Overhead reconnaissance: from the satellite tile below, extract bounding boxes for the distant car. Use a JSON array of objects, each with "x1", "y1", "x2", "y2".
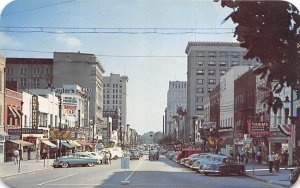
[
  {"x1": 290, "y1": 166, "x2": 300, "y2": 185},
  {"x1": 130, "y1": 150, "x2": 140, "y2": 160},
  {"x1": 149, "y1": 149, "x2": 159, "y2": 161},
  {"x1": 53, "y1": 155, "x2": 98, "y2": 168},
  {"x1": 200, "y1": 156, "x2": 245, "y2": 176}
]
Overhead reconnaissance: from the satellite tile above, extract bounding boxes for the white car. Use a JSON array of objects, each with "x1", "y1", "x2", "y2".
[{"x1": 101, "y1": 147, "x2": 124, "y2": 159}]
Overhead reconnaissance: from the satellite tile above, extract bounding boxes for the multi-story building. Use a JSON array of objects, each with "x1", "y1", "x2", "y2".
[
  {"x1": 52, "y1": 52, "x2": 105, "y2": 141},
  {"x1": 103, "y1": 73, "x2": 128, "y2": 129},
  {"x1": 185, "y1": 41, "x2": 259, "y2": 143},
  {"x1": 166, "y1": 81, "x2": 187, "y2": 141},
  {"x1": 5, "y1": 58, "x2": 53, "y2": 91},
  {"x1": 0, "y1": 55, "x2": 6, "y2": 162}
]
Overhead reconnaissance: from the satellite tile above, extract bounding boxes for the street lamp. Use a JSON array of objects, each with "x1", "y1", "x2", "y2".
[
  {"x1": 283, "y1": 96, "x2": 291, "y2": 124},
  {"x1": 58, "y1": 95, "x2": 62, "y2": 158}
]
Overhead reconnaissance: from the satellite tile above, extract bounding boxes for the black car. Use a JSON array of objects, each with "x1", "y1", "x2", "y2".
[
  {"x1": 130, "y1": 150, "x2": 140, "y2": 160},
  {"x1": 200, "y1": 155, "x2": 245, "y2": 176},
  {"x1": 290, "y1": 166, "x2": 300, "y2": 185}
]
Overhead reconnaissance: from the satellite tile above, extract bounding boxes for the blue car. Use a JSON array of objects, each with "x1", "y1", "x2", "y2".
[{"x1": 53, "y1": 155, "x2": 99, "y2": 168}]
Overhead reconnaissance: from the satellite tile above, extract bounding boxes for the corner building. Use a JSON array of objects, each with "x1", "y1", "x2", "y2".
[{"x1": 185, "y1": 42, "x2": 259, "y2": 143}]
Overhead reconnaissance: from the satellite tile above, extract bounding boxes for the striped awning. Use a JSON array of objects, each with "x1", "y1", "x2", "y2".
[
  {"x1": 12, "y1": 107, "x2": 21, "y2": 118},
  {"x1": 9, "y1": 140, "x2": 34, "y2": 146},
  {"x1": 41, "y1": 139, "x2": 57, "y2": 148},
  {"x1": 8, "y1": 106, "x2": 17, "y2": 118},
  {"x1": 68, "y1": 140, "x2": 81, "y2": 147},
  {"x1": 61, "y1": 141, "x2": 74, "y2": 148}
]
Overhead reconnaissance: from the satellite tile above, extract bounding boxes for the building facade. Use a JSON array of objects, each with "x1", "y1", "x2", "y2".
[
  {"x1": 53, "y1": 52, "x2": 105, "y2": 141},
  {"x1": 185, "y1": 41, "x2": 259, "y2": 143},
  {"x1": 0, "y1": 55, "x2": 6, "y2": 162},
  {"x1": 166, "y1": 81, "x2": 187, "y2": 140}
]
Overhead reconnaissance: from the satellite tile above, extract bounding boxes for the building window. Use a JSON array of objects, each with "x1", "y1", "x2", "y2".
[
  {"x1": 208, "y1": 79, "x2": 216, "y2": 84},
  {"x1": 220, "y1": 61, "x2": 227, "y2": 66},
  {"x1": 20, "y1": 68, "x2": 27, "y2": 74},
  {"x1": 33, "y1": 68, "x2": 40, "y2": 74},
  {"x1": 33, "y1": 78, "x2": 40, "y2": 87},
  {"x1": 196, "y1": 79, "x2": 204, "y2": 84},
  {"x1": 196, "y1": 88, "x2": 204, "y2": 93},
  {"x1": 208, "y1": 52, "x2": 216, "y2": 57},
  {"x1": 232, "y1": 52, "x2": 239, "y2": 58},
  {"x1": 196, "y1": 70, "x2": 204, "y2": 75},
  {"x1": 208, "y1": 70, "x2": 215, "y2": 75},
  {"x1": 198, "y1": 61, "x2": 204, "y2": 66},
  {"x1": 220, "y1": 70, "x2": 227, "y2": 75},
  {"x1": 232, "y1": 61, "x2": 239, "y2": 66},
  {"x1": 220, "y1": 52, "x2": 228, "y2": 57},
  {"x1": 208, "y1": 61, "x2": 216, "y2": 66},
  {"x1": 196, "y1": 96, "x2": 203, "y2": 102},
  {"x1": 107, "y1": 100, "x2": 110, "y2": 104},
  {"x1": 197, "y1": 51, "x2": 205, "y2": 57},
  {"x1": 197, "y1": 105, "x2": 204, "y2": 110},
  {"x1": 20, "y1": 78, "x2": 27, "y2": 86}
]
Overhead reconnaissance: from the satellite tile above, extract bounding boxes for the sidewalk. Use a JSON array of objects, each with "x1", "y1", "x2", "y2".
[
  {"x1": 244, "y1": 161, "x2": 292, "y2": 187},
  {"x1": 0, "y1": 159, "x2": 54, "y2": 178}
]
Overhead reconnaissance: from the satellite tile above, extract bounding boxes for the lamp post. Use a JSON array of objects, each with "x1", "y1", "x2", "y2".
[{"x1": 58, "y1": 95, "x2": 62, "y2": 158}]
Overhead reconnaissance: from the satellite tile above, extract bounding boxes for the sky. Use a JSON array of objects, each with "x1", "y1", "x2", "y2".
[{"x1": 0, "y1": 0, "x2": 299, "y2": 135}]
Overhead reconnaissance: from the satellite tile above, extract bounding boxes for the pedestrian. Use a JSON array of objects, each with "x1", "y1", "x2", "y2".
[
  {"x1": 268, "y1": 152, "x2": 275, "y2": 173},
  {"x1": 13, "y1": 149, "x2": 19, "y2": 165},
  {"x1": 274, "y1": 152, "x2": 281, "y2": 172},
  {"x1": 256, "y1": 150, "x2": 261, "y2": 164},
  {"x1": 241, "y1": 151, "x2": 244, "y2": 163},
  {"x1": 282, "y1": 150, "x2": 289, "y2": 169},
  {"x1": 108, "y1": 151, "x2": 112, "y2": 164},
  {"x1": 245, "y1": 151, "x2": 249, "y2": 163},
  {"x1": 237, "y1": 152, "x2": 240, "y2": 162}
]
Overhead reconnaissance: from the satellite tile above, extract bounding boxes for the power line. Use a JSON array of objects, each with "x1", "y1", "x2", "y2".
[{"x1": 1, "y1": 0, "x2": 77, "y2": 16}]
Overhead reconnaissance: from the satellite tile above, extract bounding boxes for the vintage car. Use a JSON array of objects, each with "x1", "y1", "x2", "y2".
[
  {"x1": 290, "y1": 166, "x2": 300, "y2": 185},
  {"x1": 129, "y1": 149, "x2": 140, "y2": 160},
  {"x1": 53, "y1": 155, "x2": 99, "y2": 168},
  {"x1": 200, "y1": 155, "x2": 245, "y2": 176},
  {"x1": 149, "y1": 149, "x2": 159, "y2": 160}
]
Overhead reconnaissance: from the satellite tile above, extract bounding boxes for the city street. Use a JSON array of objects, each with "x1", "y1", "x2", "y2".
[{"x1": 1, "y1": 155, "x2": 283, "y2": 188}]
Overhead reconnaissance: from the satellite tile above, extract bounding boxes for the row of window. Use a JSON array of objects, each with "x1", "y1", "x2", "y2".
[
  {"x1": 198, "y1": 61, "x2": 240, "y2": 66},
  {"x1": 196, "y1": 51, "x2": 241, "y2": 58},
  {"x1": 104, "y1": 94, "x2": 123, "y2": 99},
  {"x1": 172, "y1": 83, "x2": 187, "y2": 89},
  {"x1": 196, "y1": 87, "x2": 215, "y2": 93},
  {"x1": 196, "y1": 79, "x2": 216, "y2": 84},
  {"x1": 7, "y1": 67, "x2": 52, "y2": 75},
  {"x1": 196, "y1": 69, "x2": 227, "y2": 75},
  {"x1": 103, "y1": 89, "x2": 122, "y2": 93},
  {"x1": 103, "y1": 83, "x2": 122, "y2": 88},
  {"x1": 103, "y1": 100, "x2": 122, "y2": 105}
]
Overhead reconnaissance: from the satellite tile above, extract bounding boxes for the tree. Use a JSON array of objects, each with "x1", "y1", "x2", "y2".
[{"x1": 220, "y1": 0, "x2": 300, "y2": 112}]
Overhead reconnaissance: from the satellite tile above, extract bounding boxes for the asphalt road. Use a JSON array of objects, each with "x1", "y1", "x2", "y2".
[{"x1": 1, "y1": 155, "x2": 283, "y2": 188}]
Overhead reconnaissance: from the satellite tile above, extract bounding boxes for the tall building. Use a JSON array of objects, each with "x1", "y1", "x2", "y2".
[
  {"x1": 185, "y1": 42, "x2": 259, "y2": 143},
  {"x1": 166, "y1": 81, "x2": 187, "y2": 141},
  {"x1": 53, "y1": 52, "x2": 105, "y2": 140},
  {"x1": 103, "y1": 73, "x2": 128, "y2": 130}
]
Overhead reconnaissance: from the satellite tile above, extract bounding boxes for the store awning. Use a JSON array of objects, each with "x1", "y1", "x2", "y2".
[
  {"x1": 69, "y1": 140, "x2": 81, "y2": 147},
  {"x1": 41, "y1": 139, "x2": 57, "y2": 148},
  {"x1": 77, "y1": 140, "x2": 93, "y2": 147},
  {"x1": 9, "y1": 140, "x2": 34, "y2": 146},
  {"x1": 0, "y1": 131, "x2": 9, "y2": 136},
  {"x1": 8, "y1": 106, "x2": 17, "y2": 118},
  {"x1": 12, "y1": 107, "x2": 21, "y2": 118},
  {"x1": 61, "y1": 141, "x2": 75, "y2": 148}
]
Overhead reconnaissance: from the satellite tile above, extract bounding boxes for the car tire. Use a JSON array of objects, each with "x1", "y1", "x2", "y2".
[
  {"x1": 87, "y1": 162, "x2": 94, "y2": 167},
  {"x1": 61, "y1": 162, "x2": 68, "y2": 168}
]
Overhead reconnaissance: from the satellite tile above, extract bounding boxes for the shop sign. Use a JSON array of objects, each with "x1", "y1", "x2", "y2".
[
  {"x1": 200, "y1": 122, "x2": 216, "y2": 129},
  {"x1": 32, "y1": 95, "x2": 39, "y2": 129},
  {"x1": 8, "y1": 128, "x2": 46, "y2": 135},
  {"x1": 247, "y1": 120, "x2": 270, "y2": 136}
]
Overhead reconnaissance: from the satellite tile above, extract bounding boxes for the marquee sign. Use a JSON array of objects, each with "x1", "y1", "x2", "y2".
[
  {"x1": 8, "y1": 128, "x2": 47, "y2": 135},
  {"x1": 32, "y1": 95, "x2": 39, "y2": 129},
  {"x1": 247, "y1": 120, "x2": 270, "y2": 136}
]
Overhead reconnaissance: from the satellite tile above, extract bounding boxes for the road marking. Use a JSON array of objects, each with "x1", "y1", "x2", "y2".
[
  {"x1": 37, "y1": 173, "x2": 78, "y2": 186},
  {"x1": 124, "y1": 159, "x2": 144, "y2": 181}
]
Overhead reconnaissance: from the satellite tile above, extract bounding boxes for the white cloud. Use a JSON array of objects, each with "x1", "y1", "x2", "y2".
[
  {"x1": 0, "y1": 0, "x2": 14, "y2": 18},
  {"x1": 55, "y1": 32, "x2": 82, "y2": 48},
  {"x1": 0, "y1": 32, "x2": 21, "y2": 48}
]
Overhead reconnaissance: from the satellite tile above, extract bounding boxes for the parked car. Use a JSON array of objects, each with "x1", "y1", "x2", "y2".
[
  {"x1": 130, "y1": 149, "x2": 140, "y2": 160},
  {"x1": 75, "y1": 152, "x2": 102, "y2": 164},
  {"x1": 190, "y1": 153, "x2": 213, "y2": 171},
  {"x1": 149, "y1": 149, "x2": 159, "y2": 160},
  {"x1": 200, "y1": 156, "x2": 245, "y2": 176},
  {"x1": 177, "y1": 149, "x2": 202, "y2": 161},
  {"x1": 53, "y1": 155, "x2": 98, "y2": 168},
  {"x1": 290, "y1": 166, "x2": 300, "y2": 185}
]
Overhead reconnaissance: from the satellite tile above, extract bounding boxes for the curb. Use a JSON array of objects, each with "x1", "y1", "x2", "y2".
[
  {"x1": 0, "y1": 167, "x2": 52, "y2": 178},
  {"x1": 245, "y1": 173, "x2": 289, "y2": 187}
]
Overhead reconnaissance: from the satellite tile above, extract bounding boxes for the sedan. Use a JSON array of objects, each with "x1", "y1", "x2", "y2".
[
  {"x1": 53, "y1": 155, "x2": 98, "y2": 168},
  {"x1": 200, "y1": 156, "x2": 245, "y2": 176}
]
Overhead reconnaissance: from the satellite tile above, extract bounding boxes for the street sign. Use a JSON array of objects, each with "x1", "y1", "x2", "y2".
[{"x1": 121, "y1": 157, "x2": 129, "y2": 169}]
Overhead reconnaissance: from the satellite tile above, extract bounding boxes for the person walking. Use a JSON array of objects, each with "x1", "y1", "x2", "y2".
[
  {"x1": 256, "y1": 150, "x2": 261, "y2": 164},
  {"x1": 282, "y1": 150, "x2": 289, "y2": 169},
  {"x1": 108, "y1": 151, "x2": 112, "y2": 164},
  {"x1": 13, "y1": 149, "x2": 19, "y2": 165},
  {"x1": 274, "y1": 152, "x2": 282, "y2": 172},
  {"x1": 268, "y1": 152, "x2": 275, "y2": 173}
]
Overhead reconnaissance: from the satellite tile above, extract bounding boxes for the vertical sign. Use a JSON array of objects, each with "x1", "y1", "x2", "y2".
[{"x1": 32, "y1": 95, "x2": 39, "y2": 129}]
